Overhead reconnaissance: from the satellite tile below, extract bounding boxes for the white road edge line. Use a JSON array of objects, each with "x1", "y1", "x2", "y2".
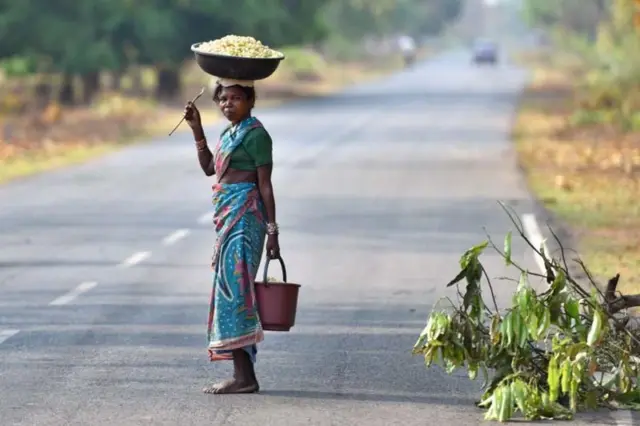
[
  {"x1": 162, "y1": 229, "x2": 190, "y2": 246},
  {"x1": 198, "y1": 212, "x2": 212, "y2": 225},
  {"x1": 49, "y1": 281, "x2": 98, "y2": 306},
  {"x1": 0, "y1": 329, "x2": 20, "y2": 345},
  {"x1": 119, "y1": 251, "x2": 151, "y2": 268},
  {"x1": 521, "y1": 215, "x2": 633, "y2": 426},
  {"x1": 521, "y1": 213, "x2": 548, "y2": 275}
]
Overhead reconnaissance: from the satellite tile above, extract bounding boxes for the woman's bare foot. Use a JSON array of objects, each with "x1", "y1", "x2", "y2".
[
  {"x1": 203, "y1": 377, "x2": 259, "y2": 394},
  {"x1": 203, "y1": 349, "x2": 260, "y2": 394}
]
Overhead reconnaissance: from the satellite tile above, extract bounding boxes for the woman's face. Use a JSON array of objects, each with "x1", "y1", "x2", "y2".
[{"x1": 216, "y1": 86, "x2": 253, "y2": 123}]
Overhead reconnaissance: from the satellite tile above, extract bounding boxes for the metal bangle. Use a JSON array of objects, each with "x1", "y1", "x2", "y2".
[
  {"x1": 195, "y1": 139, "x2": 207, "y2": 151},
  {"x1": 266, "y1": 222, "x2": 279, "y2": 235}
]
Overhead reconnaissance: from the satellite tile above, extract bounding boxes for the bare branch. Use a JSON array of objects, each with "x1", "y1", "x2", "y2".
[
  {"x1": 605, "y1": 273, "x2": 621, "y2": 302},
  {"x1": 485, "y1": 233, "x2": 547, "y2": 281},
  {"x1": 608, "y1": 293, "x2": 640, "y2": 315},
  {"x1": 415, "y1": 203, "x2": 640, "y2": 422},
  {"x1": 548, "y1": 225, "x2": 579, "y2": 271},
  {"x1": 480, "y1": 264, "x2": 501, "y2": 314}
]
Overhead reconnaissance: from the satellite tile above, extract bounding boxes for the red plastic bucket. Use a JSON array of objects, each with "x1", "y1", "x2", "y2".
[{"x1": 254, "y1": 257, "x2": 301, "y2": 332}]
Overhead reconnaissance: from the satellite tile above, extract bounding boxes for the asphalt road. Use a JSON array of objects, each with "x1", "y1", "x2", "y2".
[{"x1": 0, "y1": 50, "x2": 635, "y2": 425}]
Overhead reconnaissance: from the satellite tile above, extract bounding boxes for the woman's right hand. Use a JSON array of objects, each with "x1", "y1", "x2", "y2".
[{"x1": 184, "y1": 101, "x2": 202, "y2": 131}]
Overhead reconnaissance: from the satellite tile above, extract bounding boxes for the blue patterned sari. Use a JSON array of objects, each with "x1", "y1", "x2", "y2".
[{"x1": 206, "y1": 116, "x2": 267, "y2": 363}]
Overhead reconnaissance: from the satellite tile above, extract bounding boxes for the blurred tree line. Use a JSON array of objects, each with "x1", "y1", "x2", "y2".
[
  {"x1": 521, "y1": 0, "x2": 640, "y2": 130},
  {"x1": 0, "y1": 0, "x2": 462, "y2": 106}
]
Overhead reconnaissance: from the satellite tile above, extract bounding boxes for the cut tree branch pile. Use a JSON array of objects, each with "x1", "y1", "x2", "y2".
[{"x1": 412, "y1": 202, "x2": 640, "y2": 422}]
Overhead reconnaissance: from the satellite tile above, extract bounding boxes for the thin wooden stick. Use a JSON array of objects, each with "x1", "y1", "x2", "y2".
[{"x1": 168, "y1": 86, "x2": 206, "y2": 136}]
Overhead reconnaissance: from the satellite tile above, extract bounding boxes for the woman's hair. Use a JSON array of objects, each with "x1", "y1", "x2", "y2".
[{"x1": 212, "y1": 84, "x2": 256, "y2": 104}]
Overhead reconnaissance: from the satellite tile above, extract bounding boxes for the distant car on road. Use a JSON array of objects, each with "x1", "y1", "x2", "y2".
[{"x1": 471, "y1": 39, "x2": 498, "y2": 65}]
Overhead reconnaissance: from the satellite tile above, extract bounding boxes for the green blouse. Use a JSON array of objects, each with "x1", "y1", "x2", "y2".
[{"x1": 227, "y1": 127, "x2": 273, "y2": 171}]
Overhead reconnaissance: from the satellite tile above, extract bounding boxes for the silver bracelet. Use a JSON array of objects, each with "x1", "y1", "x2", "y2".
[{"x1": 266, "y1": 222, "x2": 279, "y2": 235}]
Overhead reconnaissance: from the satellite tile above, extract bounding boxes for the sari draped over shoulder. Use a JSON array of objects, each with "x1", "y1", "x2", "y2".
[{"x1": 206, "y1": 116, "x2": 267, "y2": 363}]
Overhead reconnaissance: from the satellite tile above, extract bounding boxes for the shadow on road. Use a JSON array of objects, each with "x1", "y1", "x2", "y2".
[{"x1": 259, "y1": 389, "x2": 475, "y2": 405}]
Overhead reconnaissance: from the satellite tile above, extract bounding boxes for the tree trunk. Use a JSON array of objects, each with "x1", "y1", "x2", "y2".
[
  {"x1": 81, "y1": 71, "x2": 100, "y2": 104},
  {"x1": 58, "y1": 73, "x2": 75, "y2": 106},
  {"x1": 130, "y1": 67, "x2": 144, "y2": 96},
  {"x1": 111, "y1": 69, "x2": 124, "y2": 91},
  {"x1": 155, "y1": 68, "x2": 181, "y2": 102},
  {"x1": 34, "y1": 78, "x2": 53, "y2": 111}
]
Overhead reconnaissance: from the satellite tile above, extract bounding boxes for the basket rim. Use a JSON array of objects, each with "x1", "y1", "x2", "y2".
[
  {"x1": 191, "y1": 43, "x2": 286, "y2": 61},
  {"x1": 255, "y1": 281, "x2": 301, "y2": 287}
]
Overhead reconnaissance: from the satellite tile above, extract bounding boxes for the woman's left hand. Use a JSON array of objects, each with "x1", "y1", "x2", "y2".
[{"x1": 266, "y1": 234, "x2": 280, "y2": 259}]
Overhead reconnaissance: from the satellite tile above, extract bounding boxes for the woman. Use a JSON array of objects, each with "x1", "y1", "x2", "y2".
[{"x1": 184, "y1": 78, "x2": 280, "y2": 395}]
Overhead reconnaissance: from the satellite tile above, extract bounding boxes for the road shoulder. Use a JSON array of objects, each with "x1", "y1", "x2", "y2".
[{"x1": 512, "y1": 49, "x2": 640, "y2": 298}]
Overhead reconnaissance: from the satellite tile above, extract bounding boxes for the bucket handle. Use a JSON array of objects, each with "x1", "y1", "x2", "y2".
[{"x1": 262, "y1": 256, "x2": 287, "y2": 285}]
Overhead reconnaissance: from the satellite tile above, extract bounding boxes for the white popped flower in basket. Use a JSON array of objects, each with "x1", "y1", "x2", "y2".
[{"x1": 195, "y1": 35, "x2": 284, "y2": 59}]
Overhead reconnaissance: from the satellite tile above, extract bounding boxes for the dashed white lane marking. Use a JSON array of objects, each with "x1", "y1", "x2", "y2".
[
  {"x1": 162, "y1": 229, "x2": 190, "y2": 246},
  {"x1": 0, "y1": 329, "x2": 20, "y2": 345},
  {"x1": 119, "y1": 251, "x2": 151, "y2": 268},
  {"x1": 49, "y1": 281, "x2": 98, "y2": 306},
  {"x1": 521, "y1": 213, "x2": 549, "y2": 275},
  {"x1": 198, "y1": 212, "x2": 212, "y2": 225}
]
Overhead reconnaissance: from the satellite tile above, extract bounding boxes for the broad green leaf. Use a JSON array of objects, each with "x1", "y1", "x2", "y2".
[
  {"x1": 560, "y1": 359, "x2": 572, "y2": 394},
  {"x1": 504, "y1": 231, "x2": 512, "y2": 265},
  {"x1": 527, "y1": 309, "x2": 540, "y2": 339},
  {"x1": 584, "y1": 390, "x2": 599, "y2": 409},
  {"x1": 498, "y1": 383, "x2": 514, "y2": 421},
  {"x1": 511, "y1": 380, "x2": 528, "y2": 414},
  {"x1": 459, "y1": 241, "x2": 488, "y2": 269},
  {"x1": 587, "y1": 310, "x2": 603, "y2": 347},
  {"x1": 517, "y1": 312, "x2": 529, "y2": 348},
  {"x1": 468, "y1": 362, "x2": 478, "y2": 380},
  {"x1": 537, "y1": 307, "x2": 551, "y2": 338},
  {"x1": 485, "y1": 386, "x2": 504, "y2": 421},
  {"x1": 564, "y1": 299, "x2": 580, "y2": 320},
  {"x1": 570, "y1": 362, "x2": 582, "y2": 411},
  {"x1": 548, "y1": 355, "x2": 560, "y2": 402},
  {"x1": 446, "y1": 266, "x2": 468, "y2": 287},
  {"x1": 550, "y1": 269, "x2": 566, "y2": 294}
]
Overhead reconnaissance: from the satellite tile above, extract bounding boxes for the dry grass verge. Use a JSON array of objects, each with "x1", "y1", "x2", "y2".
[
  {"x1": 513, "y1": 50, "x2": 640, "y2": 296},
  {"x1": 0, "y1": 48, "x2": 414, "y2": 184}
]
